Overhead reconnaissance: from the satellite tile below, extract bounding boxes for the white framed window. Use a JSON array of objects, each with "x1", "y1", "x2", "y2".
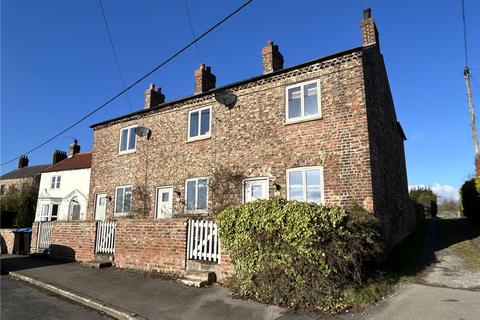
[
  {"x1": 50, "y1": 176, "x2": 61, "y2": 189},
  {"x1": 115, "y1": 185, "x2": 133, "y2": 215},
  {"x1": 185, "y1": 178, "x2": 208, "y2": 212},
  {"x1": 243, "y1": 177, "x2": 269, "y2": 203},
  {"x1": 119, "y1": 125, "x2": 138, "y2": 154},
  {"x1": 187, "y1": 106, "x2": 211, "y2": 141},
  {"x1": 286, "y1": 166, "x2": 324, "y2": 204},
  {"x1": 285, "y1": 79, "x2": 321, "y2": 123}
]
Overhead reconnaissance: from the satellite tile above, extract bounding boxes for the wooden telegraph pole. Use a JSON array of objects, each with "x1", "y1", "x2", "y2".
[{"x1": 464, "y1": 66, "x2": 479, "y2": 157}]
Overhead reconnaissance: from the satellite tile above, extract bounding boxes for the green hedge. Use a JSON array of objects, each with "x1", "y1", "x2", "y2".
[
  {"x1": 460, "y1": 178, "x2": 480, "y2": 222},
  {"x1": 217, "y1": 198, "x2": 382, "y2": 312}
]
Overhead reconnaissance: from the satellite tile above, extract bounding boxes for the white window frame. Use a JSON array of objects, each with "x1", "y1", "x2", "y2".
[
  {"x1": 242, "y1": 177, "x2": 269, "y2": 204},
  {"x1": 40, "y1": 204, "x2": 50, "y2": 221},
  {"x1": 118, "y1": 125, "x2": 138, "y2": 155},
  {"x1": 50, "y1": 175, "x2": 61, "y2": 189},
  {"x1": 285, "y1": 79, "x2": 322, "y2": 124},
  {"x1": 187, "y1": 106, "x2": 212, "y2": 142},
  {"x1": 286, "y1": 166, "x2": 324, "y2": 204},
  {"x1": 114, "y1": 185, "x2": 133, "y2": 215},
  {"x1": 184, "y1": 177, "x2": 208, "y2": 213}
]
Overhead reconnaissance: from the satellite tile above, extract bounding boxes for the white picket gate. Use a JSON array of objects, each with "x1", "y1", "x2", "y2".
[
  {"x1": 37, "y1": 221, "x2": 53, "y2": 250},
  {"x1": 187, "y1": 219, "x2": 220, "y2": 262},
  {"x1": 95, "y1": 220, "x2": 116, "y2": 254}
]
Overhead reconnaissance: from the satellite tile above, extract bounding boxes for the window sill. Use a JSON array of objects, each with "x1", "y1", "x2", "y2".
[
  {"x1": 118, "y1": 149, "x2": 136, "y2": 156},
  {"x1": 186, "y1": 135, "x2": 211, "y2": 143},
  {"x1": 184, "y1": 209, "x2": 208, "y2": 215},
  {"x1": 284, "y1": 115, "x2": 323, "y2": 126}
]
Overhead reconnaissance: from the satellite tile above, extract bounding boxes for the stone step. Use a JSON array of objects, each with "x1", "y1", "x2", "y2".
[
  {"x1": 93, "y1": 253, "x2": 114, "y2": 262},
  {"x1": 177, "y1": 270, "x2": 216, "y2": 288},
  {"x1": 84, "y1": 260, "x2": 113, "y2": 269},
  {"x1": 177, "y1": 278, "x2": 209, "y2": 288},
  {"x1": 184, "y1": 270, "x2": 216, "y2": 282}
]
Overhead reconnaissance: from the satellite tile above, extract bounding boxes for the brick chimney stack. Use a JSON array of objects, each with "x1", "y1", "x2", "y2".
[
  {"x1": 52, "y1": 150, "x2": 67, "y2": 165},
  {"x1": 262, "y1": 41, "x2": 284, "y2": 74},
  {"x1": 18, "y1": 155, "x2": 29, "y2": 169},
  {"x1": 194, "y1": 64, "x2": 216, "y2": 94},
  {"x1": 360, "y1": 8, "x2": 379, "y2": 47},
  {"x1": 69, "y1": 139, "x2": 81, "y2": 157},
  {"x1": 144, "y1": 83, "x2": 166, "y2": 109}
]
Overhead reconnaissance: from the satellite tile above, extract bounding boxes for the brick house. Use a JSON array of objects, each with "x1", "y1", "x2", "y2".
[{"x1": 86, "y1": 8, "x2": 415, "y2": 247}]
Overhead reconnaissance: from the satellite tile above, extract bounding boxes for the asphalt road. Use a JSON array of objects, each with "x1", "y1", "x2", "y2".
[{"x1": 1, "y1": 275, "x2": 112, "y2": 320}]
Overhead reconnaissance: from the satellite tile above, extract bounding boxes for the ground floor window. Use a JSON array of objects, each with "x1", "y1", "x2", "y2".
[
  {"x1": 40, "y1": 203, "x2": 59, "y2": 221},
  {"x1": 243, "y1": 178, "x2": 269, "y2": 203},
  {"x1": 115, "y1": 186, "x2": 132, "y2": 214},
  {"x1": 185, "y1": 178, "x2": 208, "y2": 212},
  {"x1": 286, "y1": 167, "x2": 323, "y2": 204}
]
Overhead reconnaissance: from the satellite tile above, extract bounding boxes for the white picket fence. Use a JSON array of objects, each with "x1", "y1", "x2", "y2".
[
  {"x1": 37, "y1": 221, "x2": 53, "y2": 250},
  {"x1": 95, "y1": 220, "x2": 116, "y2": 254},
  {"x1": 187, "y1": 219, "x2": 220, "y2": 262}
]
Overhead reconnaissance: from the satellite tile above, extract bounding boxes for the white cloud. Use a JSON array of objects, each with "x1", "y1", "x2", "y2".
[{"x1": 409, "y1": 183, "x2": 460, "y2": 203}]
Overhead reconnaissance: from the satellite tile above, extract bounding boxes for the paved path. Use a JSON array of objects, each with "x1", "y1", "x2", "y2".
[
  {"x1": 344, "y1": 217, "x2": 480, "y2": 320},
  {"x1": 0, "y1": 255, "x2": 319, "y2": 320},
  {"x1": 1, "y1": 275, "x2": 112, "y2": 320}
]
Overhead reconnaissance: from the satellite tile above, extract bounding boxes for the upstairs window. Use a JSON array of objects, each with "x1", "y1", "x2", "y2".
[
  {"x1": 285, "y1": 80, "x2": 321, "y2": 123},
  {"x1": 119, "y1": 125, "x2": 137, "y2": 154},
  {"x1": 188, "y1": 106, "x2": 211, "y2": 141},
  {"x1": 185, "y1": 178, "x2": 208, "y2": 212},
  {"x1": 286, "y1": 167, "x2": 323, "y2": 204},
  {"x1": 115, "y1": 185, "x2": 132, "y2": 214},
  {"x1": 50, "y1": 176, "x2": 61, "y2": 189}
]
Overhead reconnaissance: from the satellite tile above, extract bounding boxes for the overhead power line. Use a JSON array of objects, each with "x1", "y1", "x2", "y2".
[
  {"x1": 98, "y1": 0, "x2": 133, "y2": 112},
  {"x1": 1, "y1": 0, "x2": 255, "y2": 168},
  {"x1": 184, "y1": 0, "x2": 202, "y2": 63}
]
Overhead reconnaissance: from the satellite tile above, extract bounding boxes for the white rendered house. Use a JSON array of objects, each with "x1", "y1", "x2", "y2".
[{"x1": 35, "y1": 146, "x2": 91, "y2": 222}]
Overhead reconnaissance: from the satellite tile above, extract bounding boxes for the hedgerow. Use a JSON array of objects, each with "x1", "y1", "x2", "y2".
[{"x1": 216, "y1": 198, "x2": 382, "y2": 313}]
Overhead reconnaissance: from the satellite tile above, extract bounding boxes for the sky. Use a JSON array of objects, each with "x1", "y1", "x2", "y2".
[{"x1": 1, "y1": 0, "x2": 479, "y2": 203}]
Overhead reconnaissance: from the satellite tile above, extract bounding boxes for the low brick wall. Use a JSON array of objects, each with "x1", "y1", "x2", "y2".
[
  {"x1": 48, "y1": 221, "x2": 96, "y2": 262},
  {"x1": 0, "y1": 229, "x2": 16, "y2": 254},
  {"x1": 30, "y1": 218, "x2": 235, "y2": 279},
  {"x1": 114, "y1": 218, "x2": 189, "y2": 274}
]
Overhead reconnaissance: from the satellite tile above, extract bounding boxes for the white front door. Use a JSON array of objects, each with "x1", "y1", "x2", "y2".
[
  {"x1": 156, "y1": 187, "x2": 173, "y2": 219},
  {"x1": 243, "y1": 178, "x2": 269, "y2": 203},
  {"x1": 94, "y1": 193, "x2": 107, "y2": 220}
]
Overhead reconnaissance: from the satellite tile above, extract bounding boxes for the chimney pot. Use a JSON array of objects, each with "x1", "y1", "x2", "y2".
[
  {"x1": 262, "y1": 40, "x2": 284, "y2": 74},
  {"x1": 52, "y1": 150, "x2": 67, "y2": 165},
  {"x1": 363, "y1": 8, "x2": 371, "y2": 19},
  {"x1": 69, "y1": 139, "x2": 81, "y2": 157},
  {"x1": 194, "y1": 64, "x2": 216, "y2": 94},
  {"x1": 18, "y1": 155, "x2": 29, "y2": 169},
  {"x1": 144, "y1": 83, "x2": 166, "y2": 109}
]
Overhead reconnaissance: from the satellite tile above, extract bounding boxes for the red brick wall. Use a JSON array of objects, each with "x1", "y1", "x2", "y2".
[
  {"x1": 114, "y1": 218, "x2": 188, "y2": 273},
  {"x1": 362, "y1": 46, "x2": 415, "y2": 246},
  {"x1": 49, "y1": 221, "x2": 96, "y2": 262},
  {"x1": 0, "y1": 229, "x2": 15, "y2": 254}
]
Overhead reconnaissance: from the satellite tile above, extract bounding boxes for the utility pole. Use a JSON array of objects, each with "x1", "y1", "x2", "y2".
[{"x1": 464, "y1": 66, "x2": 479, "y2": 157}]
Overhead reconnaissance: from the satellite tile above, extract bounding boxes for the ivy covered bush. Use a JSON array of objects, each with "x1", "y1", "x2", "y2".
[{"x1": 216, "y1": 198, "x2": 382, "y2": 313}]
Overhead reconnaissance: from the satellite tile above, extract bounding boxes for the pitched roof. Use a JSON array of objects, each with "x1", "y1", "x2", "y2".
[
  {"x1": 0, "y1": 164, "x2": 50, "y2": 180},
  {"x1": 42, "y1": 152, "x2": 92, "y2": 173},
  {"x1": 90, "y1": 46, "x2": 363, "y2": 128}
]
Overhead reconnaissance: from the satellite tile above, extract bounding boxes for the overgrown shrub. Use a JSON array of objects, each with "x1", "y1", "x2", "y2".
[
  {"x1": 460, "y1": 178, "x2": 480, "y2": 222},
  {"x1": 217, "y1": 198, "x2": 382, "y2": 313},
  {"x1": 409, "y1": 187, "x2": 438, "y2": 217}
]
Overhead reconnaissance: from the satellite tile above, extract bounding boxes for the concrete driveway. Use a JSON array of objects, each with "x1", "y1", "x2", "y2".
[{"x1": 343, "y1": 217, "x2": 480, "y2": 320}]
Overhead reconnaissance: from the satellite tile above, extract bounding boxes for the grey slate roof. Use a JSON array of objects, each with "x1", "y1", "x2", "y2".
[{"x1": 0, "y1": 164, "x2": 51, "y2": 180}]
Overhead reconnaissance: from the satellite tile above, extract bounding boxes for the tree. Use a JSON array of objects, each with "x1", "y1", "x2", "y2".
[
  {"x1": 409, "y1": 187, "x2": 438, "y2": 217},
  {"x1": 0, "y1": 183, "x2": 38, "y2": 227}
]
